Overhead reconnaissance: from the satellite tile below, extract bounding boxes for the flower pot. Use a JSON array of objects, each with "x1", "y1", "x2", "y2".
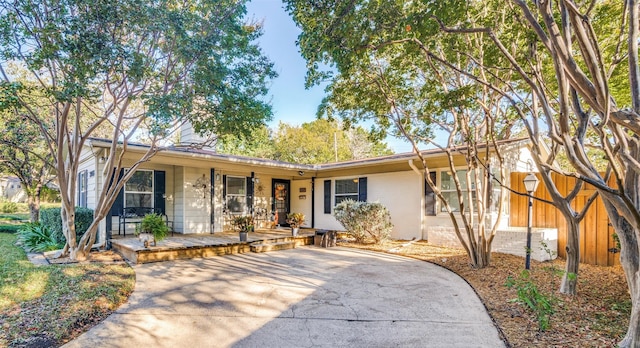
[
  {"x1": 239, "y1": 231, "x2": 248, "y2": 242},
  {"x1": 138, "y1": 232, "x2": 156, "y2": 248},
  {"x1": 291, "y1": 227, "x2": 299, "y2": 236}
]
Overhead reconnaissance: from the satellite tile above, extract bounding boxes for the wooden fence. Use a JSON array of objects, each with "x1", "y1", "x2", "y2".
[{"x1": 509, "y1": 172, "x2": 619, "y2": 266}]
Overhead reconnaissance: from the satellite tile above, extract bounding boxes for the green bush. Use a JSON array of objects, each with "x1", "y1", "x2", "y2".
[
  {"x1": 333, "y1": 199, "x2": 393, "y2": 244},
  {"x1": 1, "y1": 202, "x2": 19, "y2": 213},
  {"x1": 16, "y1": 222, "x2": 63, "y2": 252},
  {"x1": 40, "y1": 207, "x2": 94, "y2": 244}
]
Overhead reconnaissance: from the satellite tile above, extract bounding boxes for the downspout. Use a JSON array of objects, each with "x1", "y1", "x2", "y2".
[
  {"x1": 409, "y1": 159, "x2": 426, "y2": 241},
  {"x1": 408, "y1": 159, "x2": 422, "y2": 176},
  {"x1": 311, "y1": 176, "x2": 315, "y2": 228}
]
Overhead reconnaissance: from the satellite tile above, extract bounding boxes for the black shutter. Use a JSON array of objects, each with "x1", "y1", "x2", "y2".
[
  {"x1": 246, "y1": 175, "x2": 254, "y2": 214},
  {"x1": 210, "y1": 169, "x2": 215, "y2": 228},
  {"x1": 222, "y1": 175, "x2": 227, "y2": 210},
  {"x1": 358, "y1": 177, "x2": 367, "y2": 202},
  {"x1": 110, "y1": 169, "x2": 125, "y2": 216},
  {"x1": 154, "y1": 171, "x2": 166, "y2": 214},
  {"x1": 425, "y1": 171, "x2": 437, "y2": 216},
  {"x1": 323, "y1": 180, "x2": 331, "y2": 214}
]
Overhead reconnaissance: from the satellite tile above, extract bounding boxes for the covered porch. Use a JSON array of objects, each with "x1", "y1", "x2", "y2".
[{"x1": 110, "y1": 228, "x2": 318, "y2": 264}]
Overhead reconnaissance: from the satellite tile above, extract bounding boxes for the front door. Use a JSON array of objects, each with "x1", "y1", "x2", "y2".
[{"x1": 272, "y1": 179, "x2": 290, "y2": 226}]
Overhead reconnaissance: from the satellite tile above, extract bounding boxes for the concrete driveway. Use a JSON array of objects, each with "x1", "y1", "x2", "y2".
[{"x1": 63, "y1": 246, "x2": 505, "y2": 347}]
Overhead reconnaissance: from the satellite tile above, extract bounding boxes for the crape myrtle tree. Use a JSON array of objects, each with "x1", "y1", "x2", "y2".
[
  {"x1": 502, "y1": 1, "x2": 640, "y2": 345},
  {"x1": 430, "y1": 0, "x2": 608, "y2": 295},
  {"x1": 0, "y1": 0, "x2": 276, "y2": 260},
  {"x1": 285, "y1": 0, "x2": 517, "y2": 268},
  {"x1": 414, "y1": 0, "x2": 638, "y2": 344}
]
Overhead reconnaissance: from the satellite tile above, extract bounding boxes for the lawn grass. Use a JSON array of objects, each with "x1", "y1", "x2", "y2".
[{"x1": 0, "y1": 233, "x2": 135, "y2": 347}]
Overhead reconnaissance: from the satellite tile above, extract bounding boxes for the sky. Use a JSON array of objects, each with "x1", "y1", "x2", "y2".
[{"x1": 245, "y1": 0, "x2": 413, "y2": 153}]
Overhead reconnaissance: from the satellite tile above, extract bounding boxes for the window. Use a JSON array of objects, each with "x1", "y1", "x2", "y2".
[
  {"x1": 440, "y1": 170, "x2": 476, "y2": 213},
  {"x1": 335, "y1": 178, "x2": 359, "y2": 204},
  {"x1": 226, "y1": 176, "x2": 246, "y2": 213},
  {"x1": 78, "y1": 170, "x2": 88, "y2": 208},
  {"x1": 125, "y1": 170, "x2": 153, "y2": 208}
]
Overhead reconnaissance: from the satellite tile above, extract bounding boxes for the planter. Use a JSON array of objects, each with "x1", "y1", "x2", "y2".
[
  {"x1": 138, "y1": 232, "x2": 156, "y2": 248},
  {"x1": 291, "y1": 227, "x2": 299, "y2": 236},
  {"x1": 239, "y1": 231, "x2": 248, "y2": 242}
]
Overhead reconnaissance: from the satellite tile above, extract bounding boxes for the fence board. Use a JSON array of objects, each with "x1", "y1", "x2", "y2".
[{"x1": 509, "y1": 172, "x2": 617, "y2": 266}]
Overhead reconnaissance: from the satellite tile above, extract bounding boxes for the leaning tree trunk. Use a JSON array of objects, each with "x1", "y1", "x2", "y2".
[{"x1": 560, "y1": 218, "x2": 580, "y2": 295}]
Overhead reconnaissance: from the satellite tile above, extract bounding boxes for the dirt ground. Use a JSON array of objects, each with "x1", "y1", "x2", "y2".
[
  {"x1": 340, "y1": 240, "x2": 629, "y2": 347},
  {"x1": 45, "y1": 250, "x2": 126, "y2": 264}
]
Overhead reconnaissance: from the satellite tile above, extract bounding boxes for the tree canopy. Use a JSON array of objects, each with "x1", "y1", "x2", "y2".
[
  {"x1": 0, "y1": 0, "x2": 276, "y2": 259},
  {"x1": 217, "y1": 119, "x2": 393, "y2": 164}
]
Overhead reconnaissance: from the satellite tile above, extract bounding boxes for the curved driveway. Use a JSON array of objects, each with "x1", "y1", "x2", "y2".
[{"x1": 64, "y1": 246, "x2": 504, "y2": 347}]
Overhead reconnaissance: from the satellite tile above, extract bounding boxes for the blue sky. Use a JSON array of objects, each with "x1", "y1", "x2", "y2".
[{"x1": 245, "y1": 0, "x2": 413, "y2": 153}]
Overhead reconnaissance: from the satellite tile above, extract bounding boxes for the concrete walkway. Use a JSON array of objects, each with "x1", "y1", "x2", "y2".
[{"x1": 63, "y1": 247, "x2": 505, "y2": 348}]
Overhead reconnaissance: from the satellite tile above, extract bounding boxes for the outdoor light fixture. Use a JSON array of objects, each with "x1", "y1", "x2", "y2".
[
  {"x1": 523, "y1": 172, "x2": 539, "y2": 193},
  {"x1": 298, "y1": 171, "x2": 304, "y2": 176},
  {"x1": 523, "y1": 172, "x2": 539, "y2": 270}
]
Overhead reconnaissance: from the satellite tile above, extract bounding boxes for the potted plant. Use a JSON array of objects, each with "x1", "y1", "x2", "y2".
[
  {"x1": 231, "y1": 215, "x2": 254, "y2": 242},
  {"x1": 286, "y1": 212, "x2": 305, "y2": 236},
  {"x1": 135, "y1": 213, "x2": 169, "y2": 248}
]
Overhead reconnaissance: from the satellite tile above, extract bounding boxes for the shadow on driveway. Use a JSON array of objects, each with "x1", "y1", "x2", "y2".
[{"x1": 63, "y1": 246, "x2": 504, "y2": 347}]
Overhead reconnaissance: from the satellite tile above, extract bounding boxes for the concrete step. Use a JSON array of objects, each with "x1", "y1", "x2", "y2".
[{"x1": 250, "y1": 241, "x2": 296, "y2": 253}]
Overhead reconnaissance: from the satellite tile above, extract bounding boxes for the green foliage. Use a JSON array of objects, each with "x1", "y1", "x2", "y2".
[
  {"x1": 0, "y1": 224, "x2": 21, "y2": 234},
  {"x1": 16, "y1": 223, "x2": 63, "y2": 252},
  {"x1": 231, "y1": 215, "x2": 254, "y2": 232},
  {"x1": 135, "y1": 213, "x2": 169, "y2": 242},
  {"x1": 286, "y1": 212, "x2": 305, "y2": 228},
  {"x1": 333, "y1": 199, "x2": 393, "y2": 244},
  {"x1": 40, "y1": 207, "x2": 94, "y2": 244},
  {"x1": 217, "y1": 119, "x2": 393, "y2": 163},
  {"x1": 40, "y1": 186, "x2": 61, "y2": 203},
  {"x1": 505, "y1": 270, "x2": 556, "y2": 331},
  {"x1": 0, "y1": 202, "x2": 18, "y2": 214}
]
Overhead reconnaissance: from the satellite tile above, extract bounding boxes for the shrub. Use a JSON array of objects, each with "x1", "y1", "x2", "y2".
[
  {"x1": 333, "y1": 199, "x2": 393, "y2": 244},
  {"x1": 1, "y1": 202, "x2": 19, "y2": 213},
  {"x1": 40, "y1": 207, "x2": 94, "y2": 244},
  {"x1": 16, "y1": 222, "x2": 63, "y2": 252}
]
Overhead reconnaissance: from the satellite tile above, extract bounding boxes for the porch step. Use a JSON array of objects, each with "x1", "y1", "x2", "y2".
[{"x1": 250, "y1": 241, "x2": 296, "y2": 253}]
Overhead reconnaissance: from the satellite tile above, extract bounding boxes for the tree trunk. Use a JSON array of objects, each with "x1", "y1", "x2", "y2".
[
  {"x1": 559, "y1": 218, "x2": 579, "y2": 295},
  {"x1": 617, "y1": 218, "x2": 640, "y2": 348},
  {"x1": 27, "y1": 185, "x2": 42, "y2": 223}
]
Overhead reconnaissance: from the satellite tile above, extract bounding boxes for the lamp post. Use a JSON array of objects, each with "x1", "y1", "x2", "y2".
[{"x1": 523, "y1": 173, "x2": 540, "y2": 270}]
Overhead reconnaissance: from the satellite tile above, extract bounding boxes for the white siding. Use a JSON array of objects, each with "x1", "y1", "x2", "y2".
[
  {"x1": 174, "y1": 167, "x2": 185, "y2": 233},
  {"x1": 182, "y1": 167, "x2": 210, "y2": 233}
]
